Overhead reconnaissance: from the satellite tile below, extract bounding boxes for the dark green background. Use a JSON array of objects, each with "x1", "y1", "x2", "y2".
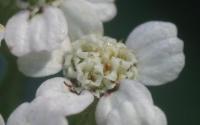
[{"x1": 0, "y1": 0, "x2": 199, "y2": 125}]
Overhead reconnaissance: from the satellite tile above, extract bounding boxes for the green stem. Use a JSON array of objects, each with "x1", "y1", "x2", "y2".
[
  {"x1": 68, "y1": 98, "x2": 98, "y2": 125},
  {"x1": 45, "y1": 0, "x2": 55, "y2": 3},
  {"x1": 28, "y1": 0, "x2": 39, "y2": 5}
]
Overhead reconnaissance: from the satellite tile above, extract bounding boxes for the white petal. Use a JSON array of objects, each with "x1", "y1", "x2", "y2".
[
  {"x1": 27, "y1": 97, "x2": 69, "y2": 125},
  {"x1": 126, "y1": 21, "x2": 185, "y2": 85},
  {"x1": 154, "y1": 106, "x2": 167, "y2": 125},
  {"x1": 96, "y1": 80, "x2": 167, "y2": 125},
  {"x1": 126, "y1": 21, "x2": 177, "y2": 51},
  {"x1": 0, "y1": 24, "x2": 4, "y2": 46},
  {"x1": 36, "y1": 77, "x2": 71, "y2": 96},
  {"x1": 36, "y1": 77, "x2": 94, "y2": 116},
  {"x1": 7, "y1": 103, "x2": 30, "y2": 125},
  {"x1": 17, "y1": 38, "x2": 71, "y2": 77},
  {"x1": 137, "y1": 38, "x2": 185, "y2": 86},
  {"x1": 60, "y1": 0, "x2": 103, "y2": 41},
  {"x1": 17, "y1": 51, "x2": 63, "y2": 77},
  {"x1": 84, "y1": 0, "x2": 117, "y2": 22},
  {"x1": 7, "y1": 101, "x2": 68, "y2": 125},
  {"x1": 0, "y1": 114, "x2": 4, "y2": 125},
  {"x1": 5, "y1": 6, "x2": 68, "y2": 57}
]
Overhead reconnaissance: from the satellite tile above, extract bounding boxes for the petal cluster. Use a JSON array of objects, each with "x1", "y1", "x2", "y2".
[
  {"x1": 1, "y1": 77, "x2": 167, "y2": 125},
  {"x1": 0, "y1": 0, "x2": 117, "y2": 77},
  {"x1": 0, "y1": 78, "x2": 94, "y2": 125},
  {"x1": 60, "y1": 0, "x2": 104, "y2": 41},
  {"x1": 0, "y1": 0, "x2": 185, "y2": 124},
  {"x1": 13, "y1": 21, "x2": 185, "y2": 125},
  {"x1": 1, "y1": 0, "x2": 116, "y2": 58},
  {"x1": 96, "y1": 80, "x2": 167, "y2": 125},
  {"x1": 6, "y1": 77, "x2": 166, "y2": 125},
  {"x1": 5, "y1": 6, "x2": 68, "y2": 56}
]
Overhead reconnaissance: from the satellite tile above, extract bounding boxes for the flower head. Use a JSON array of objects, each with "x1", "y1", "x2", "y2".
[
  {"x1": 1, "y1": 0, "x2": 116, "y2": 57},
  {"x1": 18, "y1": 21, "x2": 185, "y2": 125},
  {"x1": 59, "y1": 0, "x2": 116, "y2": 41},
  {"x1": 3, "y1": 6, "x2": 68, "y2": 57},
  {"x1": 19, "y1": 21, "x2": 185, "y2": 85},
  {"x1": 63, "y1": 35, "x2": 138, "y2": 97},
  {"x1": 35, "y1": 77, "x2": 167, "y2": 125}
]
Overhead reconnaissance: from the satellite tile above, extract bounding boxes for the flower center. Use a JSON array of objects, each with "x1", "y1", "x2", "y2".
[{"x1": 63, "y1": 35, "x2": 138, "y2": 97}]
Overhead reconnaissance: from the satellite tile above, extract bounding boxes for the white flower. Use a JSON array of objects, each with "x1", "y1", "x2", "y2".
[
  {"x1": 0, "y1": 90, "x2": 92, "y2": 125},
  {"x1": 2, "y1": 5, "x2": 68, "y2": 57},
  {"x1": 35, "y1": 77, "x2": 167, "y2": 125},
  {"x1": 17, "y1": 0, "x2": 117, "y2": 23},
  {"x1": 18, "y1": 21, "x2": 185, "y2": 125},
  {"x1": 17, "y1": 38, "x2": 71, "y2": 77},
  {"x1": 19, "y1": 21, "x2": 185, "y2": 84},
  {"x1": 16, "y1": 0, "x2": 117, "y2": 41},
  {"x1": 59, "y1": 0, "x2": 116, "y2": 41},
  {"x1": 1, "y1": 0, "x2": 116, "y2": 58}
]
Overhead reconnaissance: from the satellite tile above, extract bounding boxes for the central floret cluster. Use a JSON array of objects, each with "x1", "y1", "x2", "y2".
[{"x1": 64, "y1": 35, "x2": 138, "y2": 97}]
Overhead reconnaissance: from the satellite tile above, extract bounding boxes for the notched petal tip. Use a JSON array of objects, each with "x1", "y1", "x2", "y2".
[
  {"x1": 126, "y1": 21, "x2": 178, "y2": 51},
  {"x1": 85, "y1": 0, "x2": 117, "y2": 22},
  {"x1": 36, "y1": 77, "x2": 70, "y2": 97},
  {"x1": 5, "y1": 6, "x2": 68, "y2": 57},
  {"x1": 126, "y1": 21, "x2": 185, "y2": 86},
  {"x1": 61, "y1": 0, "x2": 103, "y2": 41},
  {"x1": 96, "y1": 80, "x2": 167, "y2": 125},
  {"x1": 36, "y1": 77, "x2": 94, "y2": 116},
  {"x1": 137, "y1": 37, "x2": 185, "y2": 86}
]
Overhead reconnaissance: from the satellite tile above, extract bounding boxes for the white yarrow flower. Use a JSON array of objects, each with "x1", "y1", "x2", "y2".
[
  {"x1": 19, "y1": 21, "x2": 185, "y2": 125},
  {"x1": 3, "y1": 5, "x2": 68, "y2": 57},
  {"x1": 1, "y1": 0, "x2": 116, "y2": 69},
  {"x1": 35, "y1": 78, "x2": 167, "y2": 125},
  {"x1": 16, "y1": 0, "x2": 117, "y2": 41},
  {"x1": 19, "y1": 21, "x2": 185, "y2": 84}
]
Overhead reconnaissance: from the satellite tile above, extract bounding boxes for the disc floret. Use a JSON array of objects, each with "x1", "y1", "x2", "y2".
[{"x1": 64, "y1": 35, "x2": 138, "y2": 97}]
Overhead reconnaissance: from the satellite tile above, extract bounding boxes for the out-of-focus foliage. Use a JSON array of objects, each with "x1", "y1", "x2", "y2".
[{"x1": 0, "y1": 0, "x2": 23, "y2": 119}]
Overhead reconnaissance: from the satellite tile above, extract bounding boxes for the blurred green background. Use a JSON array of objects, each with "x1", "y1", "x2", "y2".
[{"x1": 0, "y1": 0, "x2": 199, "y2": 125}]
